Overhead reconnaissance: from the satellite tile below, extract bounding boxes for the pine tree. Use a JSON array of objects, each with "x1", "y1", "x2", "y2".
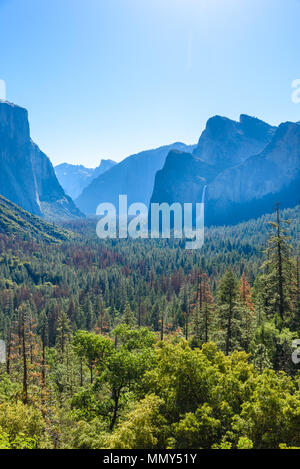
[
  {"x1": 123, "y1": 302, "x2": 136, "y2": 328},
  {"x1": 19, "y1": 304, "x2": 28, "y2": 404},
  {"x1": 56, "y1": 310, "x2": 72, "y2": 358},
  {"x1": 159, "y1": 297, "x2": 168, "y2": 341},
  {"x1": 240, "y1": 273, "x2": 254, "y2": 311},
  {"x1": 95, "y1": 294, "x2": 106, "y2": 332},
  {"x1": 261, "y1": 204, "x2": 295, "y2": 326},
  {"x1": 39, "y1": 312, "x2": 48, "y2": 396},
  {"x1": 217, "y1": 269, "x2": 242, "y2": 355},
  {"x1": 180, "y1": 283, "x2": 192, "y2": 340},
  {"x1": 239, "y1": 273, "x2": 255, "y2": 352},
  {"x1": 192, "y1": 273, "x2": 214, "y2": 343}
]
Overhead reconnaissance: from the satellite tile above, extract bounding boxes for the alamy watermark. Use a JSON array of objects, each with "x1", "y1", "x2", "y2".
[
  {"x1": 0, "y1": 79, "x2": 6, "y2": 101},
  {"x1": 96, "y1": 194, "x2": 206, "y2": 250},
  {"x1": 291, "y1": 79, "x2": 300, "y2": 104},
  {"x1": 0, "y1": 340, "x2": 6, "y2": 364}
]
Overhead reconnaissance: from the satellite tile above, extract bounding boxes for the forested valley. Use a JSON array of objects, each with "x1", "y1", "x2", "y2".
[{"x1": 0, "y1": 205, "x2": 299, "y2": 449}]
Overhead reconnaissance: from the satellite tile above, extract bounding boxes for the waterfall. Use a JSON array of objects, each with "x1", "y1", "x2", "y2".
[
  {"x1": 199, "y1": 184, "x2": 207, "y2": 229},
  {"x1": 184, "y1": 184, "x2": 207, "y2": 249},
  {"x1": 201, "y1": 184, "x2": 207, "y2": 204}
]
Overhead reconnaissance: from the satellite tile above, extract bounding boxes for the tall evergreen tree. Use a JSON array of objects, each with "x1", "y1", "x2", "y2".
[
  {"x1": 192, "y1": 273, "x2": 214, "y2": 343},
  {"x1": 217, "y1": 269, "x2": 242, "y2": 355},
  {"x1": 261, "y1": 204, "x2": 295, "y2": 326}
]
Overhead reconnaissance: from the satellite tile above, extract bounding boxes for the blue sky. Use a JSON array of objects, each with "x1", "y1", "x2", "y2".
[{"x1": 0, "y1": 0, "x2": 300, "y2": 166}]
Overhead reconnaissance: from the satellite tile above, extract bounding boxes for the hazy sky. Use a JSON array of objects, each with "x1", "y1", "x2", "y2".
[{"x1": 0, "y1": 0, "x2": 300, "y2": 166}]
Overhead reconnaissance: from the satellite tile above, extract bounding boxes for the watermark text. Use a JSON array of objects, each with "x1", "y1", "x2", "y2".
[
  {"x1": 291, "y1": 79, "x2": 300, "y2": 104},
  {"x1": 96, "y1": 195, "x2": 206, "y2": 250},
  {"x1": 0, "y1": 79, "x2": 6, "y2": 101}
]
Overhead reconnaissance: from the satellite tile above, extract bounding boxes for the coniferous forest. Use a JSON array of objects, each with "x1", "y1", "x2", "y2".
[
  {"x1": 0, "y1": 204, "x2": 299, "y2": 450},
  {"x1": 1, "y1": 0, "x2": 300, "y2": 455}
]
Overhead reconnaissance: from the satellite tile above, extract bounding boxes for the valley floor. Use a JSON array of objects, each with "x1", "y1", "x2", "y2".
[{"x1": 0, "y1": 206, "x2": 299, "y2": 449}]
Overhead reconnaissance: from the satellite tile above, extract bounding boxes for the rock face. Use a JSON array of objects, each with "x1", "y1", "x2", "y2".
[
  {"x1": 76, "y1": 142, "x2": 196, "y2": 214},
  {"x1": 193, "y1": 114, "x2": 276, "y2": 171},
  {"x1": 55, "y1": 159, "x2": 116, "y2": 200},
  {"x1": 93, "y1": 159, "x2": 116, "y2": 179},
  {"x1": 150, "y1": 115, "x2": 276, "y2": 206},
  {"x1": 150, "y1": 115, "x2": 300, "y2": 226},
  {"x1": 0, "y1": 100, "x2": 83, "y2": 220},
  {"x1": 206, "y1": 122, "x2": 300, "y2": 224},
  {"x1": 150, "y1": 150, "x2": 217, "y2": 206}
]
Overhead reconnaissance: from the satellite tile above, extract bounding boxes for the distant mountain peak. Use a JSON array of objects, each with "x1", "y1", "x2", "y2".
[
  {"x1": 203, "y1": 115, "x2": 236, "y2": 137},
  {"x1": 76, "y1": 142, "x2": 196, "y2": 214},
  {"x1": 99, "y1": 158, "x2": 116, "y2": 163},
  {"x1": 193, "y1": 114, "x2": 276, "y2": 170},
  {"x1": 268, "y1": 121, "x2": 299, "y2": 143},
  {"x1": 239, "y1": 113, "x2": 266, "y2": 123},
  {"x1": 0, "y1": 99, "x2": 24, "y2": 108},
  {"x1": 149, "y1": 113, "x2": 300, "y2": 226},
  {"x1": 55, "y1": 159, "x2": 116, "y2": 200}
]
